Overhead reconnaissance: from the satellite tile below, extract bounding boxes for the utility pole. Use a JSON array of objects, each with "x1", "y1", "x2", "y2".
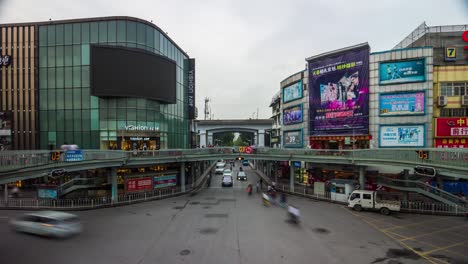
[
  {"x1": 204, "y1": 97, "x2": 210, "y2": 120},
  {"x1": 257, "y1": 108, "x2": 259, "y2": 119}
]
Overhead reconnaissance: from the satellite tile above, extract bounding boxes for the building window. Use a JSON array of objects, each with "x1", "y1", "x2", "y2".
[
  {"x1": 440, "y1": 82, "x2": 468, "y2": 96},
  {"x1": 440, "y1": 108, "x2": 468, "y2": 117}
]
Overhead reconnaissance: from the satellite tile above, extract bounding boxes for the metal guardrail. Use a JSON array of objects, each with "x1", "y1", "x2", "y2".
[{"x1": 1, "y1": 148, "x2": 468, "y2": 174}]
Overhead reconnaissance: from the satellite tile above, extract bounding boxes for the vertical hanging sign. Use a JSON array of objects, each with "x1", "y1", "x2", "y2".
[{"x1": 188, "y1": 58, "x2": 196, "y2": 119}]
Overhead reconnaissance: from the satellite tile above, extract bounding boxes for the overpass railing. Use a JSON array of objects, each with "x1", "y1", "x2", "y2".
[{"x1": 1, "y1": 148, "x2": 468, "y2": 174}]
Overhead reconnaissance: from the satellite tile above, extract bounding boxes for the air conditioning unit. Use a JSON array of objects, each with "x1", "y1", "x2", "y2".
[
  {"x1": 437, "y1": 95, "x2": 447, "y2": 107},
  {"x1": 462, "y1": 95, "x2": 468, "y2": 107}
]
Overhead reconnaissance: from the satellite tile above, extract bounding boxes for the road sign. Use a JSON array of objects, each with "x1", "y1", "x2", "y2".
[{"x1": 245, "y1": 146, "x2": 253, "y2": 154}]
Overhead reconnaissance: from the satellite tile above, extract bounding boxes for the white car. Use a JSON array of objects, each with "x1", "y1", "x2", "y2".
[
  {"x1": 10, "y1": 211, "x2": 82, "y2": 238},
  {"x1": 223, "y1": 169, "x2": 232, "y2": 177},
  {"x1": 222, "y1": 176, "x2": 233, "y2": 187},
  {"x1": 215, "y1": 162, "x2": 225, "y2": 174}
]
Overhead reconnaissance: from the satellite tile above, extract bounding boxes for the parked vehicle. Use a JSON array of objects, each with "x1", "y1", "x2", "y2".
[
  {"x1": 348, "y1": 190, "x2": 401, "y2": 215},
  {"x1": 10, "y1": 211, "x2": 82, "y2": 238}
]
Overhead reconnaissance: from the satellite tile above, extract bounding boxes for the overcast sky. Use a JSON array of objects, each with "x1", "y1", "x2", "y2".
[{"x1": 1, "y1": 0, "x2": 467, "y2": 120}]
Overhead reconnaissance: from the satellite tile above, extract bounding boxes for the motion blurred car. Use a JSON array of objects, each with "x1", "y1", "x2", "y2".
[
  {"x1": 215, "y1": 162, "x2": 225, "y2": 174},
  {"x1": 222, "y1": 176, "x2": 233, "y2": 187},
  {"x1": 242, "y1": 160, "x2": 249, "y2": 166},
  {"x1": 223, "y1": 169, "x2": 232, "y2": 177},
  {"x1": 10, "y1": 211, "x2": 82, "y2": 238},
  {"x1": 237, "y1": 171, "x2": 247, "y2": 181}
]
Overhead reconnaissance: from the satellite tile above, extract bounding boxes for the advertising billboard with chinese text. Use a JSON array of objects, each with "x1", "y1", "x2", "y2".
[
  {"x1": 308, "y1": 45, "x2": 369, "y2": 136},
  {"x1": 125, "y1": 177, "x2": 153, "y2": 192},
  {"x1": 282, "y1": 80, "x2": 303, "y2": 103},
  {"x1": 379, "y1": 91, "x2": 425, "y2": 116},
  {"x1": 435, "y1": 118, "x2": 468, "y2": 138},
  {"x1": 379, "y1": 59, "x2": 425, "y2": 85},
  {"x1": 283, "y1": 104, "x2": 303, "y2": 125},
  {"x1": 283, "y1": 130, "x2": 303, "y2": 148},
  {"x1": 154, "y1": 175, "x2": 177, "y2": 188},
  {"x1": 379, "y1": 124, "x2": 425, "y2": 147}
]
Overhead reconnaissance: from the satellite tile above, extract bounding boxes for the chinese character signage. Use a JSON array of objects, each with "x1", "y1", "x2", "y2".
[
  {"x1": 308, "y1": 45, "x2": 370, "y2": 136},
  {"x1": 435, "y1": 139, "x2": 468, "y2": 148},
  {"x1": 282, "y1": 80, "x2": 303, "y2": 103},
  {"x1": 379, "y1": 91, "x2": 425, "y2": 116},
  {"x1": 125, "y1": 177, "x2": 153, "y2": 192},
  {"x1": 38, "y1": 189, "x2": 58, "y2": 199},
  {"x1": 64, "y1": 150, "x2": 84, "y2": 162},
  {"x1": 435, "y1": 118, "x2": 468, "y2": 137},
  {"x1": 283, "y1": 104, "x2": 303, "y2": 125},
  {"x1": 154, "y1": 175, "x2": 177, "y2": 188},
  {"x1": 283, "y1": 130, "x2": 303, "y2": 148},
  {"x1": 188, "y1": 58, "x2": 196, "y2": 119},
  {"x1": 379, "y1": 59, "x2": 426, "y2": 85},
  {"x1": 379, "y1": 125, "x2": 425, "y2": 147}
]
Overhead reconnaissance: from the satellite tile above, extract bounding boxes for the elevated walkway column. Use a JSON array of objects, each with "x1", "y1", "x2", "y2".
[
  {"x1": 290, "y1": 162, "x2": 295, "y2": 193},
  {"x1": 359, "y1": 166, "x2": 365, "y2": 190},
  {"x1": 4, "y1": 184, "x2": 7, "y2": 202},
  {"x1": 180, "y1": 162, "x2": 186, "y2": 192},
  {"x1": 199, "y1": 131, "x2": 206, "y2": 148},
  {"x1": 110, "y1": 168, "x2": 117, "y2": 204},
  {"x1": 258, "y1": 130, "x2": 265, "y2": 147}
]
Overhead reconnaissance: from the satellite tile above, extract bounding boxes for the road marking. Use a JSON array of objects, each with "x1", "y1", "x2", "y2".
[
  {"x1": 420, "y1": 242, "x2": 466, "y2": 256},
  {"x1": 382, "y1": 217, "x2": 451, "y2": 232},
  {"x1": 342, "y1": 206, "x2": 438, "y2": 264},
  {"x1": 400, "y1": 224, "x2": 468, "y2": 242}
]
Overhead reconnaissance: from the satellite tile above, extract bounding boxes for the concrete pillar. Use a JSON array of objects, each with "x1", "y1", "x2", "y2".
[
  {"x1": 207, "y1": 132, "x2": 213, "y2": 146},
  {"x1": 4, "y1": 184, "x2": 8, "y2": 202},
  {"x1": 359, "y1": 166, "x2": 365, "y2": 190},
  {"x1": 290, "y1": 162, "x2": 295, "y2": 192},
  {"x1": 180, "y1": 162, "x2": 186, "y2": 192},
  {"x1": 274, "y1": 162, "x2": 278, "y2": 184},
  {"x1": 258, "y1": 130, "x2": 265, "y2": 147},
  {"x1": 191, "y1": 162, "x2": 195, "y2": 188},
  {"x1": 199, "y1": 131, "x2": 206, "y2": 148},
  {"x1": 254, "y1": 132, "x2": 258, "y2": 146},
  {"x1": 110, "y1": 168, "x2": 118, "y2": 204}
]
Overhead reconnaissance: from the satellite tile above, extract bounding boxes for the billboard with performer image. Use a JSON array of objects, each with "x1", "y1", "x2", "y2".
[
  {"x1": 282, "y1": 80, "x2": 303, "y2": 103},
  {"x1": 379, "y1": 124, "x2": 425, "y2": 147},
  {"x1": 379, "y1": 59, "x2": 425, "y2": 85},
  {"x1": 0, "y1": 112, "x2": 12, "y2": 151},
  {"x1": 379, "y1": 91, "x2": 425, "y2": 116},
  {"x1": 308, "y1": 44, "x2": 370, "y2": 136},
  {"x1": 283, "y1": 104, "x2": 303, "y2": 125}
]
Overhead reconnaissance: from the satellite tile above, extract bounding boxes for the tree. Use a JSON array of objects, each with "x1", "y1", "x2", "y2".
[
  {"x1": 237, "y1": 132, "x2": 254, "y2": 146},
  {"x1": 213, "y1": 132, "x2": 235, "y2": 146}
]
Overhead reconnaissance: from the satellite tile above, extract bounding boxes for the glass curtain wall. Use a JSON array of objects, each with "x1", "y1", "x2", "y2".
[{"x1": 39, "y1": 19, "x2": 189, "y2": 149}]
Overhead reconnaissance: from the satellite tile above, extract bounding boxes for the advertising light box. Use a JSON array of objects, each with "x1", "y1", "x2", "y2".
[
  {"x1": 283, "y1": 80, "x2": 303, "y2": 103},
  {"x1": 283, "y1": 104, "x2": 303, "y2": 125},
  {"x1": 379, "y1": 124, "x2": 425, "y2": 147},
  {"x1": 379, "y1": 59, "x2": 426, "y2": 85},
  {"x1": 435, "y1": 117, "x2": 468, "y2": 137},
  {"x1": 283, "y1": 130, "x2": 303, "y2": 148},
  {"x1": 154, "y1": 175, "x2": 177, "y2": 188},
  {"x1": 126, "y1": 177, "x2": 153, "y2": 192},
  {"x1": 379, "y1": 91, "x2": 425, "y2": 116}
]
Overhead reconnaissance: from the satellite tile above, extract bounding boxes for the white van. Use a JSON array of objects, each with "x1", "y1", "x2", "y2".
[{"x1": 348, "y1": 190, "x2": 401, "y2": 215}]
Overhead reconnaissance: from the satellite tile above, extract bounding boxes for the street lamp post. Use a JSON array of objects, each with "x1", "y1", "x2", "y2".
[{"x1": 343, "y1": 125, "x2": 354, "y2": 163}]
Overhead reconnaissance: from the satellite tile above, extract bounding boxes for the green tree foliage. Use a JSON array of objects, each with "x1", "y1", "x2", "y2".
[{"x1": 213, "y1": 132, "x2": 235, "y2": 146}]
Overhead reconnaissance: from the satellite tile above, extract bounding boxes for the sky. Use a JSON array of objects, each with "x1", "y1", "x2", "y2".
[{"x1": 0, "y1": 0, "x2": 467, "y2": 120}]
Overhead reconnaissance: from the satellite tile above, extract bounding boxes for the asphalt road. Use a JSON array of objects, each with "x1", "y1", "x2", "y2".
[{"x1": 0, "y1": 162, "x2": 440, "y2": 264}]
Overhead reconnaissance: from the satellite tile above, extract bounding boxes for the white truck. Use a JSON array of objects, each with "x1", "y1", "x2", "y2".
[{"x1": 348, "y1": 190, "x2": 401, "y2": 215}]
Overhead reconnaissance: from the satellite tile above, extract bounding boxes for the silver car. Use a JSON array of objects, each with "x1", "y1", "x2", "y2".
[{"x1": 10, "y1": 211, "x2": 82, "y2": 238}]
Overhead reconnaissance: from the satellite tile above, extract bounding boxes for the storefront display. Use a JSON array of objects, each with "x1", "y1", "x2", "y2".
[{"x1": 435, "y1": 117, "x2": 468, "y2": 148}]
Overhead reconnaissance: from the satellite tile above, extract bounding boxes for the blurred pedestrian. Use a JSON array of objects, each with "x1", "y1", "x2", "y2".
[{"x1": 256, "y1": 181, "x2": 260, "y2": 193}]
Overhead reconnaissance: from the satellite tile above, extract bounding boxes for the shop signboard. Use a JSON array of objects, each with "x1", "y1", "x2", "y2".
[
  {"x1": 188, "y1": 58, "x2": 196, "y2": 119},
  {"x1": 154, "y1": 175, "x2": 177, "y2": 188},
  {"x1": 282, "y1": 80, "x2": 303, "y2": 103},
  {"x1": 125, "y1": 177, "x2": 153, "y2": 192},
  {"x1": 379, "y1": 124, "x2": 425, "y2": 148},
  {"x1": 0, "y1": 112, "x2": 12, "y2": 151},
  {"x1": 308, "y1": 45, "x2": 370, "y2": 136},
  {"x1": 435, "y1": 117, "x2": 468, "y2": 137},
  {"x1": 283, "y1": 104, "x2": 303, "y2": 125},
  {"x1": 283, "y1": 130, "x2": 302, "y2": 148},
  {"x1": 38, "y1": 189, "x2": 58, "y2": 199},
  {"x1": 445, "y1": 47, "x2": 457, "y2": 61},
  {"x1": 314, "y1": 182, "x2": 325, "y2": 196},
  {"x1": 64, "y1": 150, "x2": 84, "y2": 162},
  {"x1": 435, "y1": 139, "x2": 468, "y2": 148},
  {"x1": 270, "y1": 137, "x2": 279, "y2": 143},
  {"x1": 379, "y1": 91, "x2": 425, "y2": 116},
  {"x1": 379, "y1": 59, "x2": 426, "y2": 85},
  {"x1": 463, "y1": 30, "x2": 468, "y2": 60}
]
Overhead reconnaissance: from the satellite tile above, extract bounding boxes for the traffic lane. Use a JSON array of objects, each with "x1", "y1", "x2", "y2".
[
  {"x1": 349, "y1": 210, "x2": 468, "y2": 263},
  {"x1": 0, "y1": 180, "x2": 426, "y2": 264}
]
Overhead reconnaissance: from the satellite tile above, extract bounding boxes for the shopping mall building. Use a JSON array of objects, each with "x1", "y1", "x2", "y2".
[
  {"x1": 0, "y1": 16, "x2": 195, "y2": 150},
  {"x1": 272, "y1": 23, "x2": 468, "y2": 150}
]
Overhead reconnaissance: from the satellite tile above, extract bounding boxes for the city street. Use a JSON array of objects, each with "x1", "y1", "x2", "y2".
[{"x1": 0, "y1": 164, "x2": 462, "y2": 264}]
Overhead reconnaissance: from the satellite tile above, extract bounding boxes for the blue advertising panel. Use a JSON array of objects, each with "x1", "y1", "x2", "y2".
[
  {"x1": 282, "y1": 80, "x2": 303, "y2": 103},
  {"x1": 379, "y1": 59, "x2": 426, "y2": 85},
  {"x1": 379, "y1": 91, "x2": 425, "y2": 116},
  {"x1": 283, "y1": 104, "x2": 303, "y2": 125},
  {"x1": 154, "y1": 175, "x2": 177, "y2": 188},
  {"x1": 308, "y1": 45, "x2": 370, "y2": 136},
  {"x1": 379, "y1": 124, "x2": 425, "y2": 148},
  {"x1": 65, "y1": 150, "x2": 84, "y2": 162},
  {"x1": 283, "y1": 129, "x2": 303, "y2": 148},
  {"x1": 38, "y1": 189, "x2": 58, "y2": 199}
]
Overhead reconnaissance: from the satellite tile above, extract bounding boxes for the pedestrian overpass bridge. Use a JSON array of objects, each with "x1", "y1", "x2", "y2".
[{"x1": 1, "y1": 148, "x2": 467, "y2": 184}]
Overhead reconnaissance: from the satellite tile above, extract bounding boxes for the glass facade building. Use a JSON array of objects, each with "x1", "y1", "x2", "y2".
[{"x1": 36, "y1": 17, "x2": 190, "y2": 150}]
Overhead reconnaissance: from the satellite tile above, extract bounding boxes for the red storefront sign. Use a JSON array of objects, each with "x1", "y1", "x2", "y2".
[
  {"x1": 125, "y1": 177, "x2": 153, "y2": 192},
  {"x1": 435, "y1": 118, "x2": 468, "y2": 137},
  {"x1": 435, "y1": 138, "x2": 468, "y2": 148}
]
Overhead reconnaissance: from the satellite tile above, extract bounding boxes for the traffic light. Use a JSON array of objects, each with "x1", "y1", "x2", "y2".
[
  {"x1": 237, "y1": 156, "x2": 244, "y2": 161},
  {"x1": 414, "y1": 166, "x2": 436, "y2": 177}
]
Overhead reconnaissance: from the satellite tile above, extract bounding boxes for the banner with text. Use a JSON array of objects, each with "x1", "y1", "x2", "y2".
[
  {"x1": 308, "y1": 45, "x2": 370, "y2": 136},
  {"x1": 188, "y1": 58, "x2": 196, "y2": 119},
  {"x1": 379, "y1": 91, "x2": 425, "y2": 116},
  {"x1": 379, "y1": 59, "x2": 426, "y2": 85},
  {"x1": 435, "y1": 117, "x2": 468, "y2": 137},
  {"x1": 379, "y1": 125, "x2": 425, "y2": 147},
  {"x1": 283, "y1": 104, "x2": 303, "y2": 125},
  {"x1": 154, "y1": 175, "x2": 177, "y2": 188}
]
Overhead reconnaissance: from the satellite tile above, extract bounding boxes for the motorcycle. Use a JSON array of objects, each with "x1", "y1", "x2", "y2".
[
  {"x1": 247, "y1": 184, "x2": 253, "y2": 195},
  {"x1": 262, "y1": 193, "x2": 270, "y2": 207},
  {"x1": 287, "y1": 205, "x2": 300, "y2": 224}
]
